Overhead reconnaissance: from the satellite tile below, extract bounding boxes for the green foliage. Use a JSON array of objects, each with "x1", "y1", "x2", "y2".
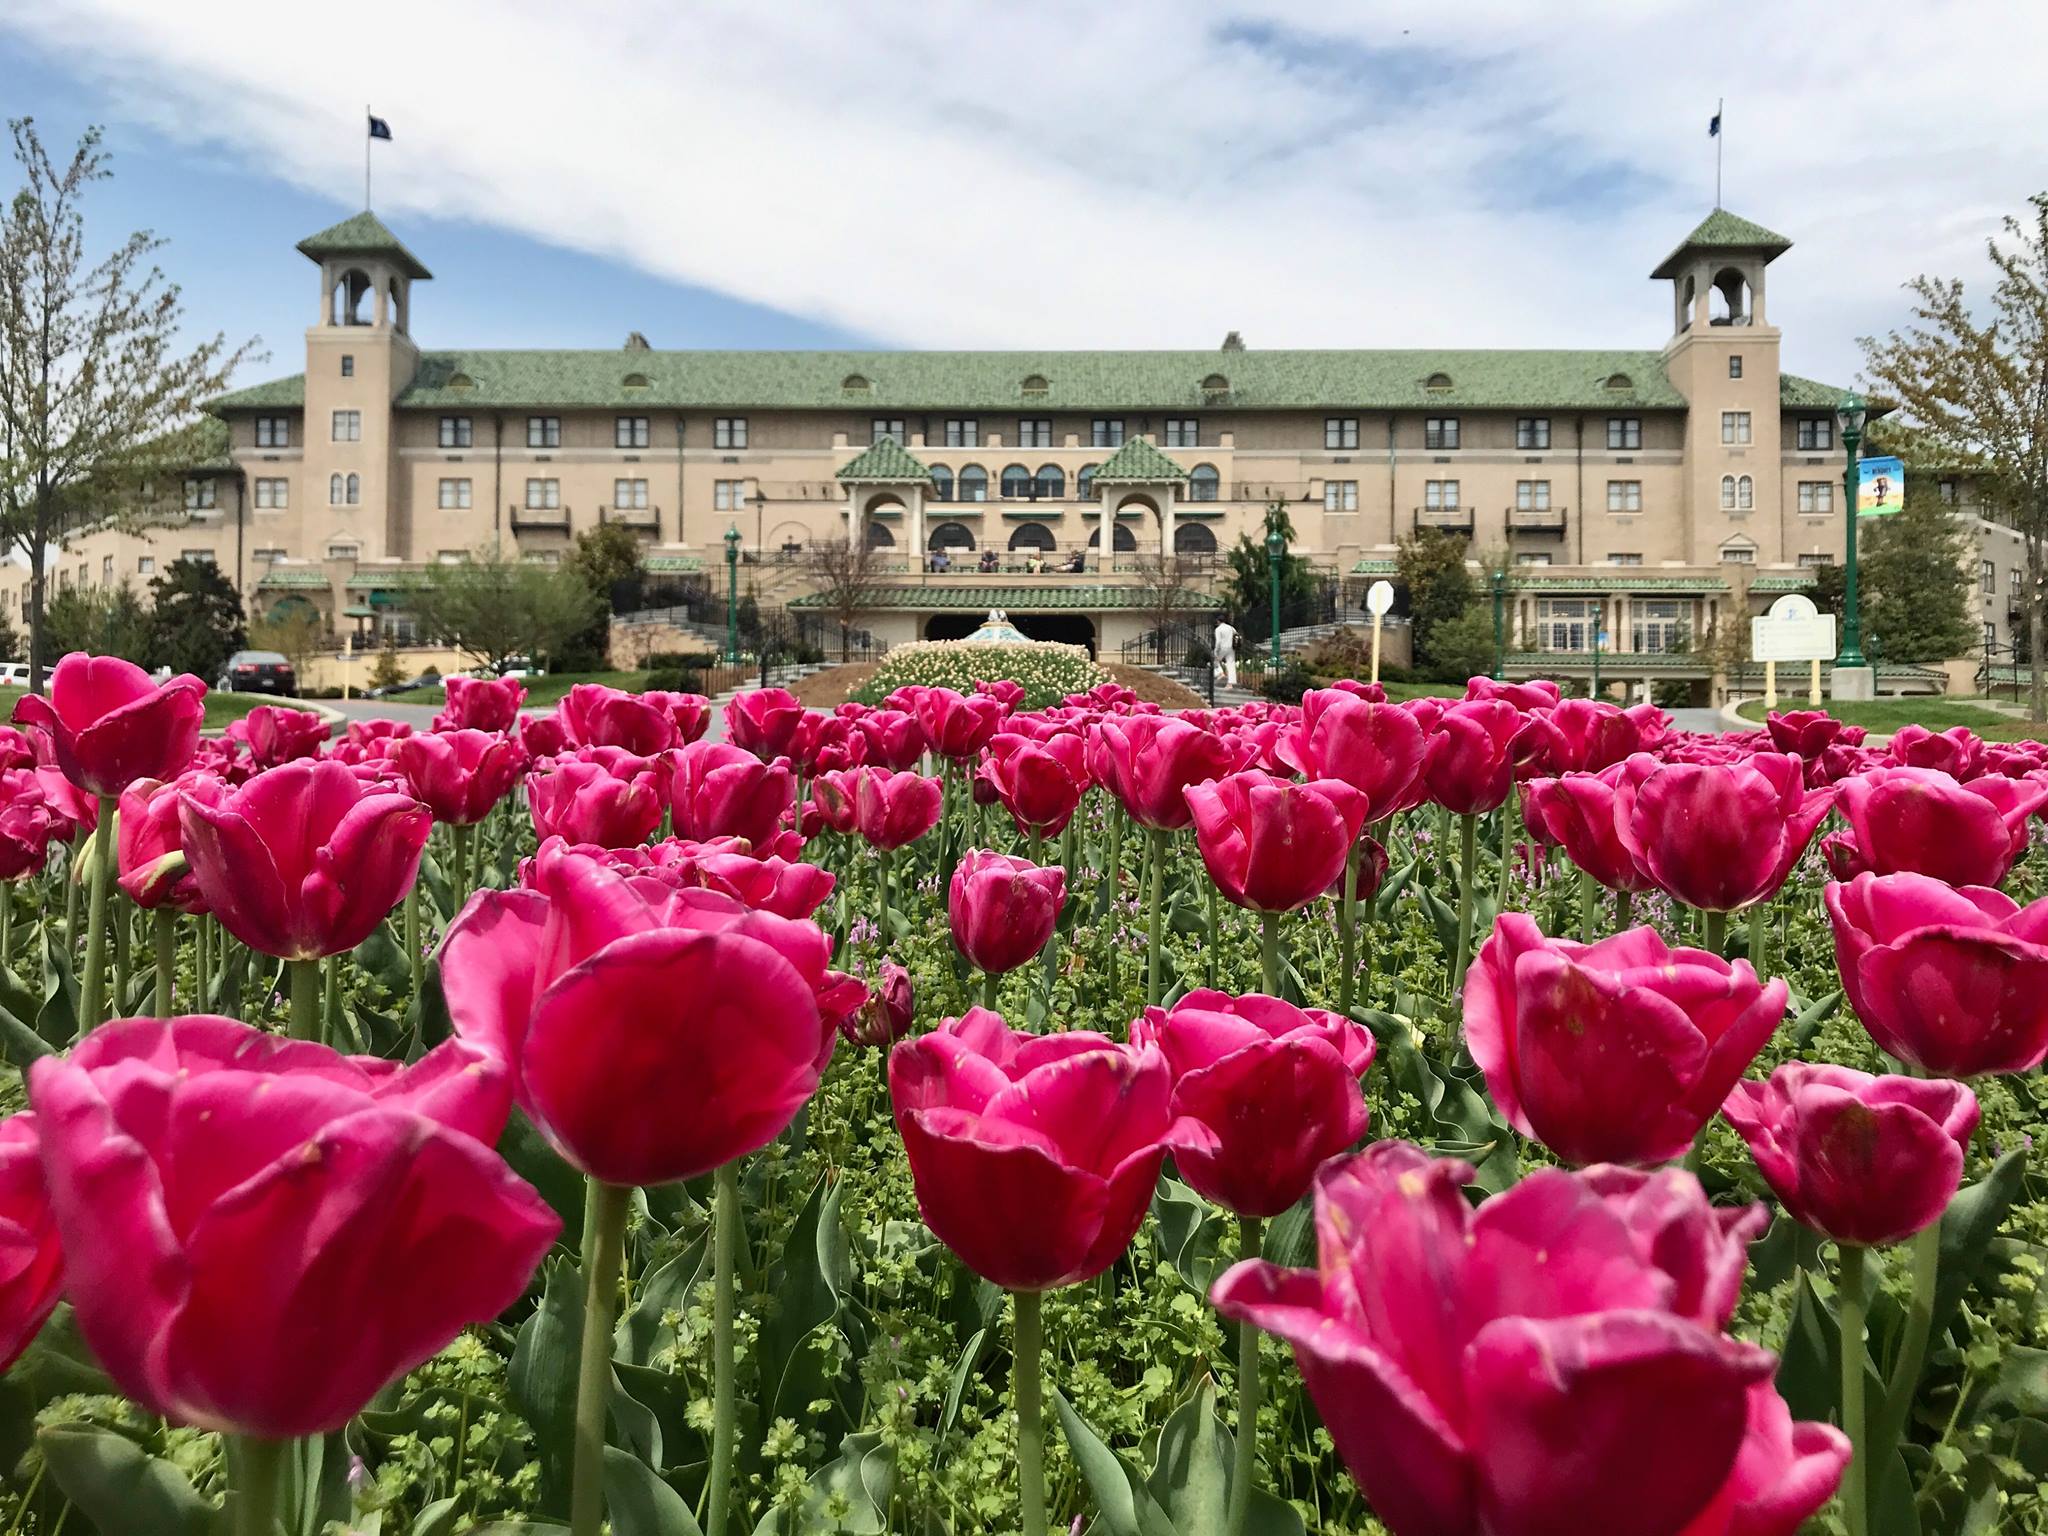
[
  {"x1": 1416, "y1": 603, "x2": 1497, "y2": 684},
  {"x1": 853, "y1": 641, "x2": 1106, "y2": 710},
  {"x1": 1224, "y1": 504, "x2": 1317, "y2": 630},
  {"x1": 411, "y1": 554, "x2": 603, "y2": 672},
  {"x1": 1395, "y1": 530, "x2": 1476, "y2": 669},
  {"x1": 0, "y1": 604, "x2": 19, "y2": 662},
  {"x1": 558, "y1": 523, "x2": 644, "y2": 669},
  {"x1": 367, "y1": 639, "x2": 407, "y2": 692},
  {"x1": 147, "y1": 557, "x2": 248, "y2": 680},
  {"x1": 42, "y1": 582, "x2": 152, "y2": 662},
  {"x1": 1850, "y1": 487, "x2": 1979, "y2": 664}
]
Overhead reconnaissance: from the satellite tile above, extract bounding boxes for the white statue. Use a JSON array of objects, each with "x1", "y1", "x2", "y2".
[{"x1": 1213, "y1": 618, "x2": 1239, "y2": 689}]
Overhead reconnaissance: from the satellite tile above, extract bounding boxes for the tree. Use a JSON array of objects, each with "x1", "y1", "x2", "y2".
[
  {"x1": 247, "y1": 606, "x2": 327, "y2": 682},
  {"x1": 1225, "y1": 503, "x2": 1317, "y2": 639},
  {"x1": 1132, "y1": 539, "x2": 1204, "y2": 663},
  {"x1": 801, "y1": 535, "x2": 891, "y2": 660},
  {"x1": 559, "y1": 522, "x2": 642, "y2": 668},
  {"x1": 410, "y1": 552, "x2": 601, "y2": 673},
  {"x1": 0, "y1": 602, "x2": 20, "y2": 663},
  {"x1": 0, "y1": 119, "x2": 256, "y2": 690},
  {"x1": 367, "y1": 639, "x2": 406, "y2": 692},
  {"x1": 42, "y1": 581, "x2": 150, "y2": 661},
  {"x1": 148, "y1": 556, "x2": 247, "y2": 680},
  {"x1": 1860, "y1": 192, "x2": 2048, "y2": 719},
  {"x1": 1421, "y1": 604, "x2": 1498, "y2": 683},
  {"x1": 1856, "y1": 487, "x2": 1976, "y2": 664},
  {"x1": 1396, "y1": 529, "x2": 1476, "y2": 666}
]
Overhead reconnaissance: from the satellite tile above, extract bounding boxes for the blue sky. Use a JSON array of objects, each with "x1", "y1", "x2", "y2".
[{"x1": 4, "y1": 2, "x2": 2047, "y2": 392}]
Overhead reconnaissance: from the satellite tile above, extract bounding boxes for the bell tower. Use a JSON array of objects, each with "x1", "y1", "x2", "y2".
[
  {"x1": 296, "y1": 213, "x2": 431, "y2": 561},
  {"x1": 1655, "y1": 210, "x2": 1791, "y2": 566}
]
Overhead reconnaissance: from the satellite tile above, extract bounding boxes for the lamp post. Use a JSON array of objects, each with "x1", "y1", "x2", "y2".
[
  {"x1": 1490, "y1": 567, "x2": 1507, "y2": 680},
  {"x1": 1265, "y1": 524, "x2": 1284, "y2": 666},
  {"x1": 1592, "y1": 597, "x2": 1604, "y2": 701},
  {"x1": 723, "y1": 523, "x2": 741, "y2": 664},
  {"x1": 1837, "y1": 391, "x2": 1868, "y2": 668}
]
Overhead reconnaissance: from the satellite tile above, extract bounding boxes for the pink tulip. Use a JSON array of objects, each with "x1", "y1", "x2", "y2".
[
  {"x1": 1722, "y1": 1062, "x2": 1978, "y2": 1247},
  {"x1": 180, "y1": 760, "x2": 431, "y2": 960},
  {"x1": 905, "y1": 686, "x2": 1008, "y2": 761},
  {"x1": 528, "y1": 759, "x2": 664, "y2": 848},
  {"x1": 523, "y1": 836, "x2": 833, "y2": 919},
  {"x1": 117, "y1": 771, "x2": 229, "y2": 912},
  {"x1": 1277, "y1": 689, "x2": 1427, "y2": 821},
  {"x1": 889, "y1": 1008, "x2": 1214, "y2": 1290},
  {"x1": 1212, "y1": 1144, "x2": 1826, "y2": 1536},
  {"x1": 1686, "y1": 1383, "x2": 1854, "y2": 1536},
  {"x1": 1133, "y1": 990, "x2": 1373, "y2": 1218},
  {"x1": 641, "y1": 690, "x2": 711, "y2": 747},
  {"x1": 980, "y1": 731, "x2": 1091, "y2": 837},
  {"x1": 1419, "y1": 698, "x2": 1522, "y2": 814},
  {"x1": 666, "y1": 740, "x2": 795, "y2": 846},
  {"x1": 1521, "y1": 765, "x2": 1658, "y2": 893},
  {"x1": 1466, "y1": 913, "x2": 1787, "y2": 1165},
  {"x1": 1765, "y1": 709, "x2": 1865, "y2": 759},
  {"x1": 844, "y1": 960, "x2": 914, "y2": 1048},
  {"x1": 1825, "y1": 872, "x2": 2048, "y2": 1076},
  {"x1": 434, "y1": 673, "x2": 526, "y2": 732},
  {"x1": 558, "y1": 683, "x2": 677, "y2": 755},
  {"x1": 440, "y1": 843, "x2": 860, "y2": 1186},
  {"x1": 12, "y1": 652, "x2": 205, "y2": 797},
  {"x1": 0, "y1": 726, "x2": 36, "y2": 772},
  {"x1": 1517, "y1": 697, "x2": 1667, "y2": 774},
  {"x1": 850, "y1": 708, "x2": 927, "y2": 771},
  {"x1": 1092, "y1": 715, "x2": 1252, "y2": 831},
  {"x1": 335, "y1": 718, "x2": 413, "y2": 764},
  {"x1": 724, "y1": 687, "x2": 808, "y2": 760},
  {"x1": 0, "y1": 1114, "x2": 60, "y2": 1374},
  {"x1": 1888, "y1": 722, "x2": 1984, "y2": 779},
  {"x1": 0, "y1": 771, "x2": 57, "y2": 881},
  {"x1": 27, "y1": 1016, "x2": 551, "y2": 1437},
  {"x1": 1834, "y1": 765, "x2": 2046, "y2": 887},
  {"x1": 518, "y1": 712, "x2": 569, "y2": 761},
  {"x1": 30, "y1": 765, "x2": 96, "y2": 839},
  {"x1": 816, "y1": 765, "x2": 942, "y2": 850},
  {"x1": 948, "y1": 849, "x2": 1067, "y2": 975},
  {"x1": 1185, "y1": 771, "x2": 1368, "y2": 914},
  {"x1": 1465, "y1": 676, "x2": 1561, "y2": 709},
  {"x1": 1616, "y1": 752, "x2": 1832, "y2": 912},
  {"x1": 396, "y1": 728, "x2": 526, "y2": 826},
  {"x1": 226, "y1": 705, "x2": 330, "y2": 770}
]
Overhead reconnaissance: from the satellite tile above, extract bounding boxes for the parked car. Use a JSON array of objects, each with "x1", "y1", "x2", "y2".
[
  {"x1": 0, "y1": 663, "x2": 31, "y2": 688},
  {"x1": 216, "y1": 650, "x2": 297, "y2": 696}
]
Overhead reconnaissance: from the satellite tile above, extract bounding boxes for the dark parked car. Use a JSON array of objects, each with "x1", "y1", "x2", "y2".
[{"x1": 216, "y1": 650, "x2": 297, "y2": 696}]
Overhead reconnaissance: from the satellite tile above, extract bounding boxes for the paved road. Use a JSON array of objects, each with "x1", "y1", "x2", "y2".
[{"x1": 1666, "y1": 706, "x2": 1745, "y2": 735}]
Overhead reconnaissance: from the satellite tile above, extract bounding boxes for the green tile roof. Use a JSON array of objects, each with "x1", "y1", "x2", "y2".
[
  {"x1": 789, "y1": 583, "x2": 1223, "y2": 612},
  {"x1": 344, "y1": 568, "x2": 436, "y2": 590},
  {"x1": 296, "y1": 212, "x2": 432, "y2": 279},
  {"x1": 1351, "y1": 558, "x2": 1399, "y2": 575},
  {"x1": 836, "y1": 436, "x2": 931, "y2": 483},
  {"x1": 1651, "y1": 209, "x2": 1792, "y2": 277},
  {"x1": 1780, "y1": 374, "x2": 1856, "y2": 410},
  {"x1": 642, "y1": 554, "x2": 706, "y2": 573},
  {"x1": 1508, "y1": 651, "x2": 1715, "y2": 676},
  {"x1": 255, "y1": 567, "x2": 329, "y2": 589},
  {"x1": 1508, "y1": 575, "x2": 1730, "y2": 593},
  {"x1": 1093, "y1": 435, "x2": 1189, "y2": 483},
  {"x1": 1749, "y1": 573, "x2": 1820, "y2": 592}
]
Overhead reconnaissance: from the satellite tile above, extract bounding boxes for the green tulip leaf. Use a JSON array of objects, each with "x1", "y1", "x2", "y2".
[
  {"x1": 602, "y1": 1444, "x2": 704, "y2": 1536},
  {"x1": 497, "y1": 1109, "x2": 586, "y2": 1237},
  {"x1": 1261, "y1": 1200, "x2": 1314, "y2": 1270},
  {"x1": 1372, "y1": 857, "x2": 1418, "y2": 920},
  {"x1": 939, "y1": 1326, "x2": 986, "y2": 1441},
  {"x1": 37, "y1": 924, "x2": 78, "y2": 1049},
  {"x1": 616, "y1": 1231, "x2": 709, "y2": 1367},
  {"x1": 1933, "y1": 1150, "x2": 2028, "y2": 1349},
  {"x1": 0, "y1": 993, "x2": 52, "y2": 1066},
  {"x1": 1150, "y1": 1174, "x2": 1229, "y2": 1296},
  {"x1": 509, "y1": 1255, "x2": 584, "y2": 1518},
  {"x1": 759, "y1": 1173, "x2": 852, "y2": 1430},
  {"x1": 1786, "y1": 989, "x2": 1841, "y2": 1053},
  {"x1": 1147, "y1": 1379, "x2": 1306, "y2": 1536},
  {"x1": 748, "y1": 1431, "x2": 895, "y2": 1535},
  {"x1": 1051, "y1": 1388, "x2": 1178, "y2": 1536},
  {"x1": 410, "y1": 1496, "x2": 462, "y2": 1536},
  {"x1": 36, "y1": 1425, "x2": 218, "y2": 1536}
]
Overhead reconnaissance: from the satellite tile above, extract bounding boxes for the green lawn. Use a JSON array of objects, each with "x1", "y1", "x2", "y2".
[
  {"x1": 380, "y1": 670, "x2": 658, "y2": 708},
  {"x1": 1734, "y1": 696, "x2": 2048, "y2": 743},
  {"x1": 0, "y1": 684, "x2": 282, "y2": 731}
]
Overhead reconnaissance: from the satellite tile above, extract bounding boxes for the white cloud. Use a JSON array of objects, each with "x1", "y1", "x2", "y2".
[{"x1": 6, "y1": 0, "x2": 2048, "y2": 385}]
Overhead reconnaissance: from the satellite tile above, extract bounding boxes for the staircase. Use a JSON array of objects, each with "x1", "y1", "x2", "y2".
[{"x1": 1133, "y1": 660, "x2": 1262, "y2": 709}]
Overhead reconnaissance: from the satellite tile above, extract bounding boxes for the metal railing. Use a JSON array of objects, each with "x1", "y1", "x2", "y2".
[
  {"x1": 598, "y1": 503, "x2": 661, "y2": 529},
  {"x1": 1506, "y1": 505, "x2": 1568, "y2": 533},
  {"x1": 509, "y1": 503, "x2": 571, "y2": 531},
  {"x1": 1413, "y1": 505, "x2": 1474, "y2": 534}
]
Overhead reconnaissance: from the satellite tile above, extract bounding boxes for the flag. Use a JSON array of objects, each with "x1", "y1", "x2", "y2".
[
  {"x1": 1708, "y1": 111, "x2": 1721, "y2": 137},
  {"x1": 368, "y1": 114, "x2": 393, "y2": 141}
]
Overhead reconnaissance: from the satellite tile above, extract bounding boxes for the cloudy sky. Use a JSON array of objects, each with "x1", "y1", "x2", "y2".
[{"x1": 3, "y1": 0, "x2": 2045, "y2": 391}]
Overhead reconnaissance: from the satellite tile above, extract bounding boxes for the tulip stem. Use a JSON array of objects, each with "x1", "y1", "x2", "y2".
[
  {"x1": 1497, "y1": 785, "x2": 1516, "y2": 911},
  {"x1": 231, "y1": 1435, "x2": 285, "y2": 1536},
  {"x1": 1451, "y1": 814, "x2": 1478, "y2": 1012},
  {"x1": 1338, "y1": 842, "x2": 1362, "y2": 1014},
  {"x1": 1205, "y1": 880, "x2": 1220, "y2": 990},
  {"x1": 1260, "y1": 911, "x2": 1282, "y2": 999},
  {"x1": 405, "y1": 880, "x2": 423, "y2": 1022},
  {"x1": 571, "y1": 1178, "x2": 630, "y2": 1536},
  {"x1": 707, "y1": 1161, "x2": 739, "y2": 1536},
  {"x1": 1012, "y1": 1288, "x2": 1048, "y2": 1536},
  {"x1": 982, "y1": 968, "x2": 1001, "y2": 1012},
  {"x1": 1700, "y1": 907, "x2": 1727, "y2": 957},
  {"x1": 1228, "y1": 1216, "x2": 1265, "y2": 1536},
  {"x1": 1748, "y1": 898, "x2": 1769, "y2": 977},
  {"x1": 111, "y1": 896, "x2": 130, "y2": 1014},
  {"x1": 1872, "y1": 1218, "x2": 1942, "y2": 1473},
  {"x1": 1839, "y1": 1241, "x2": 1871, "y2": 1536},
  {"x1": 80, "y1": 797, "x2": 115, "y2": 1027},
  {"x1": 450, "y1": 823, "x2": 473, "y2": 911},
  {"x1": 287, "y1": 957, "x2": 322, "y2": 1043},
  {"x1": 1, "y1": 883, "x2": 12, "y2": 964},
  {"x1": 1103, "y1": 810, "x2": 1124, "y2": 1000},
  {"x1": 1146, "y1": 827, "x2": 1168, "y2": 1008},
  {"x1": 1578, "y1": 868, "x2": 1597, "y2": 944},
  {"x1": 153, "y1": 907, "x2": 175, "y2": 1017},
  {"x1": 1615, "y1": 889, "x2": 1633, "y2": 930}
]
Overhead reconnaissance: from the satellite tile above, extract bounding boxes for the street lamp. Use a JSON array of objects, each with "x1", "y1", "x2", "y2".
[
  {"x1": 1490, "y1": 566, "x2": 1507, "y2": 680},
  {"x1": 1837, "y1": 391, "x2": 1868, "y2": 668},
  {"x1": 1265, "y1": 523, "x2": 1284, "y2": 666},
  {"x1": 723, "y1": 523, "x2": 741, "y2": 664}
]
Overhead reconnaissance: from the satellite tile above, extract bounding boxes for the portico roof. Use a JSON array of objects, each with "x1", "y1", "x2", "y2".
[
  {"x1": 1091, "y1": 436, "x2": 1189, "y2": 485},
  {"x1": 836, "y1": 436, "x2": 931, "y2": 484},
  {"x1": 295, "y1": 211, "x2": 433, "y2": 280},
  {"x1": 789, "y1": 583, "x2": 1223, "y2": 611}
]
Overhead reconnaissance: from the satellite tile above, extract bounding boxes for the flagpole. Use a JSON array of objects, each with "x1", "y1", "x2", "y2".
[
  {"x1": 365, "y1": 104, "x2": 372, "y2": 209},
  {"x1": 1715, "y1": 98, "x2": 1723, "y2": 207}
]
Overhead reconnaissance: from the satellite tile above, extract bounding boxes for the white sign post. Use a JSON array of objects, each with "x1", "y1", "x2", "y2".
[
  {"x1": 1366, "y1": 580, "x2": 1394, "y2": 684},
  {"x1": 1750, "y1": 594, "x2": 1836, "y2": 709}
]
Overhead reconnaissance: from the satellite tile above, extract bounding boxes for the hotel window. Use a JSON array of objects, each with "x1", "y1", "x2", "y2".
[
  {"x1": 1515, "y1": 480, "x2": 1551, "y2": 509},
  {"x1": 1001, "y1": 464, "x2": 1033, "y2": 498},
  {"x1": 1076, "y1": 464, "x2": 1097, "y2": 499},
  {"x1": 713, "y1": 417, "x2": 748, "y2": 449},
  {"x1": 438, "y1": 478, "x2": 472, "y2": 510},
  {"x1": 136, "y1": 556, "x2": 155, "y2": 576},
  {"x1": 1939, "y1": 478, "x2": 1960, "y2": 505},
  {"x1": 1607, "y1": 417, "x2": 1641, "y2": 450},
  {"x1": 945, "y1": 418, "x2": 980, "y2": 447},
  {"x1": 1720, "y1": 542, "x2": 1757, "y2": 564},
  {"x1": 1608, "y1": 552, "x2": 1644, "y2": 566},
  {"x1": 929, "y1": 465, "x2": 954, "y2": 501},
  {"x1": 340, "y1": 355, "x2": 354, "y2": 377},
  {"x1": 1188, "y1": 464, "x2": 1219, "y2": 501},
  {"x1": 1424, "y1": 479, "x2": 1460, "y2": 509},
  {"x1": 181, "y1": 549, "x2": 215, "y2": 565},
  {"x1": 1325, "y1": 417, "x2": 1359, "y2": 450},
  {"x1": 1796, "y1": 418, "x2": 1834, "y2": 451},
  {"x1": 1535, "y1": 597, "x2": 1597, "y2": 652},
  {"x1": 615, "y1": 415, "x2": 650, "y2": 449},
  {"x1": 184, "y1": 478, "x2": 217, "y2": 511},
  {"x1": 332, "y1": 409, "x2": 361, "y2": 442},
  {"x1": 1324, "y1": 480, "x2": 1358, "y2": 512},
  {"x1": 872, "y1": 418, "x2": 906, "y2": 444},
  {"x1": 1720, "y1": 474, "x2": 1754, "y2": 511},
  {"x1": 1722, "y1": 410, "x2": 1752, "y2": 445},
  {"x1": 326, "y1": 542, "x2": 359, "y2": 561},
  {"x1": 1607, "y1": 479, "x2": 1643, "y2": 512},
  {"x1": 1982, "y1": 560, "x2": 1997, "y2": 594},
  {"x1": 438, "y1": 550, "x2": 467, "y2": 565},
  {"x1": 329, "y1": 473, "x2": 359, "y2": 505},
  {"x1": 1516, "y1": 417, "x2": 1550, "y2": 450},
  {"x1": 1728, "y1": 355, "x2": 1743, "y2": 379},
  {"x1": 254, "y1": 478, "x2": 288, "y2": 509},
  {"x1": 527, "y1": 416, "x2": 561, "y2": 449},
  {"x1": 1515, "y1": 551, "x2": 1552, "y2": 565},
  {"x1": 1424, "y1": 416, "x2": 1460, "y2": 450},
  {"x1": 1798, "y1": 553, "x2": 1835, "y2": 570},
  {"x1": 713, "y1": 479, "x2": 745, "y2": 511},
  {"x1": 101, "y1": 556, "x2": 112, "y2": 583},
  {"x1": 255, "y1": 415, "x2": 289, "y2": 448},
  {"x1": 1986, "y1": 620, "x2": 2000, "y2": 653},
  {"x1": 1017, "y1": 418, "x2": 1053, "y2": 448},
  {"x1": 957, "y1": 465, "x2": 989, "y2": 501},
  {"x1": 1091, "y1": 418, "x2": 1125, "y2": 448},
  {"x1": 2014, "y1": 567, "x2": 2024, "y2": 595},
  {"x1": 1632, "y1": 599, "x2": 1685, "y2": 654},
  {"x1": 1798, "y1": 482, "x2": 1834, "y2": 513},
  {"x1": 439, "y1": 415, "x2": 472, "y2": 448},
  {"x1": 614, "y1": 478, "x2": 649, "y2": 509},
  {"x1": 525, "y1": 478, "x2": 561, "y2": 509},
  {"x1": 1164, "y1": 418, "x2": 1200, "y2": 447},
  {"x1": 1036, "y1": 463, "x2": 1066, "y2": 498}
]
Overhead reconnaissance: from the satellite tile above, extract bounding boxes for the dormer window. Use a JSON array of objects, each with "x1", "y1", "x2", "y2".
[
  {"x1": 841, "y1": 374, "x2": 871, "y2": 395},
  {"x1": 447, "y1": 372, "x2": 475, "y2": 391},
  {"x1": 621, "y1": 372, "x2": 651, "y2": 389},
  {"x1": 1021, "y1": 374, "x2": 1049, "y2": 396},
  {"x1": 1604, "y1": 372, "x2": 1634, "y2": 391},
  {"x1": 1201, "y1": 373, "x2": 1230, "y2": 402},
  {"x1": 1423, "y1": 372, "x2": 1452, "y2": 391}
]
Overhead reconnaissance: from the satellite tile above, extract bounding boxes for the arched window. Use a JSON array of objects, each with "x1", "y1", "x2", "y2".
[
  {"x1": 447, "y1": 371, "x2": 476, "y2": 391},
  {"x1": 1189, "y1": 464, "x2": 1220, "y2": 502},
  {"x1": 1174, "y1": 522, "x2": 1218, "y2": 555},
  {"x1": 928, "y1": 465, "x2": 954, "y2": 502},
  {"x1": 1035, "y1": 463, "x2": 1065, "y2": 499},
  {"x1": 928, "y1": 520, "x2": 976, "y2": 552},
  {"x1": 1077, "y1": 463, "x2": 1099, "y2": 500},
  {"x1": 330, "y1": 269, "x2": 373, "y2": 326},
  {"x1": 1424, "y1": 371, "x2": 1453, "y2": 390},
  {"x1": 1720, "y1": 475, "x2": 1737, "y2": 511},
  {"x1": 1021, "y1": 373, "x2": 1049, "y2": 396},
  {"x1": 841, "y1": 373, "x2": 871, "y2": 394},
  {"x1": 621, "y1": 372, "x2": 651, "y2": 389},
  {"x1": 345, "y1": 473, "x2": 361, "y2": 505},
  {"x1": 1009, "y1": 521, "x2": 1056, "y2": 552},
  {"x1": 1000, "y1": 464, "x2": 1033, "y2": 499},
  {"x1": 388, "y1": 277, "x2": 406, "y2": 333},
  {"x1": 1087, "y1": 524, "x2": 1139, "y2": 551},
  {"x1": 1201, "y1": 373, "x2": 1230, "y2": 402},
  {"x1": 1710, "y1": 268, "x2": 1751, "y2": 325},
  {"x1": 1604, "y1": 372, "x2": 1634, "y2": 391},
  {"x1": 329, "y1": 473, "x2": 344, "y2": 505},
  {"x1": 866, "y1": 520, "x2": 895, "y2": 548},
  {"x1": 1737, "y1": 474, "x2": 1754, "y2": 510},
  {"x1": 957, "y1": 465, "x2": 989, "y2": 503}
]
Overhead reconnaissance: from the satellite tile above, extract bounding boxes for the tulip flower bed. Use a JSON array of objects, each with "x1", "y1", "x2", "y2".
[
  {"x1": 2, "y1": 659, "x2": 2047, "y2": 1536},
  {"x1": 853, "y1": 641, "x2": 1107, "y2": 711}
]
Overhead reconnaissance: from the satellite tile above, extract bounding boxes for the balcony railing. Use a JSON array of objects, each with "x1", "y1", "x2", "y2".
[
  {"x1": 1506, "y1": 504, "x2": 1568, "y2": 534},
  {"x1": 599, "y1": 503, "x2": 661, "y2": 530},
  {"x1": 509, "y1": 503, "x2": 571, "y2": 532},
  {"x1": 1413, "y1": 505, "x2": 1474, "y2": 535}
]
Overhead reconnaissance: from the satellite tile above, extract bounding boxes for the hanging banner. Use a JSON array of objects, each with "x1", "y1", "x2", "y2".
[{"x1": 1857, "y1": 455, "x2": 1904, "y2": 518}]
